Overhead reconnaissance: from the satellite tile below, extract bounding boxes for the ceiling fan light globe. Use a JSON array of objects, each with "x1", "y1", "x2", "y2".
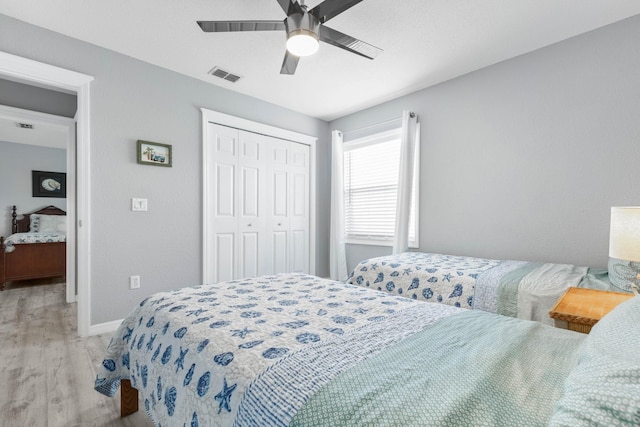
[{"x1": 286, "y1": 30, "x2": 319, "y2": 57}]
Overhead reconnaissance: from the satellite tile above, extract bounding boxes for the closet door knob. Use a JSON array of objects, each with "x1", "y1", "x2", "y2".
[{"x1": 248, "y1": 223, "x2": 252, "y2": 227}]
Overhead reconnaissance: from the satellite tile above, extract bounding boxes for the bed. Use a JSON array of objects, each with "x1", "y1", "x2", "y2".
[
  {"x1": 95, "y1": 273, "x2": 640, "y2": 426},
  {"x1": 347, "y1": 252, "x2": 623, "y2": 325},
  {"x1": 0, "y1": 205, "x2": 67, "y2": 290}
]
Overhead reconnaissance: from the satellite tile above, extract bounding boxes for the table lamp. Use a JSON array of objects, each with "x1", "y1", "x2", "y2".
[{"x1": 609, "y1": 206, "x2": 640, "y2": 295}]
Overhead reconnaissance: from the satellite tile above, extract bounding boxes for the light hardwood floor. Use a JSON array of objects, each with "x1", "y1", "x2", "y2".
[{"x1": 0, "y1": 279, "x2": 154, "y2": 427}]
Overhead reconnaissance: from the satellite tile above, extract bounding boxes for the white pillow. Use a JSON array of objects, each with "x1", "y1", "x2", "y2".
[
  {"x1": 32, "y1": 214, "x2": 66, "y2": 233},
  {"x1": 29, "y1": 214, "x2": 41, "y2": 232}
]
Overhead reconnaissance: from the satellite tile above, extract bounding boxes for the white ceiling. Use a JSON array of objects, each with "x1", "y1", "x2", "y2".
[{"x1": 1, "y1": 1, "x2": 640, "y2": 121}]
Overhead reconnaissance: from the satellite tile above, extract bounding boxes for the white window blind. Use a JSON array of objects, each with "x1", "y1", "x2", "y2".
[{"x1": 343, "y1": 129, "x2": 418, "y2": 245}]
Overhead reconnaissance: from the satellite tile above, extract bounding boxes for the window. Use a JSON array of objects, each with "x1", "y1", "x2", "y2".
[{"x1": 343, "y1": 128, "x2": 419, "y2": 246}]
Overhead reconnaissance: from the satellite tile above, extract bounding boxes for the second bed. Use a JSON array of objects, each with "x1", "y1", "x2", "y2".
[{"x1": 347, "y1": 251, "x2": 622, "y2": 324}]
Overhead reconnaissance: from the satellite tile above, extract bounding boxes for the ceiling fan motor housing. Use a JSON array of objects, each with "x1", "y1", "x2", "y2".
[{"x1": 285, "y1": 12, "x2": 320, "y2": 44}]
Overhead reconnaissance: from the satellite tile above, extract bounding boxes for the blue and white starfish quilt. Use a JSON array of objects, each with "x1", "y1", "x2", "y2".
[
  {"x1": 95, "y1": 273, "x2": 461, "y2": 426},
  {"x1": 348, "y1": 252, "x2": 500, "y2": 308},
  {"x1": 347, "y1": 252, "x2": 595, "y2": 325}
]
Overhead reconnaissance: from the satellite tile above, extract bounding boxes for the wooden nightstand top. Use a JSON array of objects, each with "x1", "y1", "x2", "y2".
[{"x1": 549, "y1": 287, "x2": 633, "y2": 327}]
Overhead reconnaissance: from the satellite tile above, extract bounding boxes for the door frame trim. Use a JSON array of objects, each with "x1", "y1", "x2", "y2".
[
  {"x1": 201, "y1": 108, "x2": 317, "y2": 283},
  {"x1": 0, "y1": 50, "x2": 94, "y2": 336}
]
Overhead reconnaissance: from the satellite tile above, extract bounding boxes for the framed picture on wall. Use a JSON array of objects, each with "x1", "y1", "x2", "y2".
[
  {"x1": 137, "y1": 140, "x2": 172, "y2": 167},
  {"x1": 32, "y1": 170, "x2": 67, "y2": 198}
]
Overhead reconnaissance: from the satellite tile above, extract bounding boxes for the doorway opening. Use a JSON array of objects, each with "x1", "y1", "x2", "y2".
[
  {"x1": 0, "y1": 50, "x2": 93, "y2": 336},
  {"x1": 0, "y1": 103, "x2": 76, "y2": 302}
]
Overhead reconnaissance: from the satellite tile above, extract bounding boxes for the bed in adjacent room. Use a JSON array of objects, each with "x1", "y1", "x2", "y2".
[
  {"x1": 0, "y1": 205, "x2": 67, "y2": 289},
  {"x1": 95, "y1": 273, "x2": 639, "y2": 426},
  {"x1": 347, "y1": 252, "x2": 623, "y2": 325}
]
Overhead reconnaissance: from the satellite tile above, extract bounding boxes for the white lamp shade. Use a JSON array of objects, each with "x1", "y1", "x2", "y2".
[
  {"x1": 286, "y1": 32, "x2": 319, "y2": 57},
  {"x1": 609, "y1": 207, "x2": 640, "y2": 261}
]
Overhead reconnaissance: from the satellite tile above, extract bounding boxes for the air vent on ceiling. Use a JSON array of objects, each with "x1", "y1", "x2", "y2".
[
  {"x1": 17, "y1": 122, "x2": 34, "y2": 129},
  {"x1": 208, "y1": 66, "x2": 242, "y2": 83}
]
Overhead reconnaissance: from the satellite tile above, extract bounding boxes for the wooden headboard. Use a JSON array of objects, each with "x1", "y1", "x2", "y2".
[{"x1": 12, "y1": 205, "x2": 67, "y2": 234}]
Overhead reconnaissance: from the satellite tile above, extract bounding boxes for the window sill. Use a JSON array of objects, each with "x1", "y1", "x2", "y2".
[
  {"x1": 345, "y1": 238, "x2": 419, "y2": 249},
  {"x1": 346, "y1": 238, "x2": 393, "y2": 247}
]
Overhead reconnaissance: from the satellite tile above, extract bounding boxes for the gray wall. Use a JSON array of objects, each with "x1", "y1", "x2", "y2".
[
  {"x1": 0, "y1": 141, "x2": 67, "y2": 236},
  {"x1": 331, "y1": 15, "x2": 640, "y2": 273},
  {"x1": 0, "y1": 14, "x2": 331, "y2": 325},
  {"x1": 0, "y1": 78, "x2": 77, "y2": 118}
]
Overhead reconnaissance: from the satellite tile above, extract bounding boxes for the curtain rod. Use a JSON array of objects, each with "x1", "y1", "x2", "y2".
[{"x1": 340, "y1": 111, "x2": 415, "y2": 134}]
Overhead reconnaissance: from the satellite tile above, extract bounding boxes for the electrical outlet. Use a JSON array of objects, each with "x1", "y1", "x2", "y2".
[{"x1": 129, "y1": 275, "x2": 141, "y2": 289}]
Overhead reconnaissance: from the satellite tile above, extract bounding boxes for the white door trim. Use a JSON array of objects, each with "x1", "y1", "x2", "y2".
[
  {"x1": 201, "y1": 108, "x2": 318, "y2": 283},
  {"x1": 0, "y1": 50, "x2": 94, "y2": 337},
  {"x1": 0, "y1": 104, "x2": 76, "y2": 303}
]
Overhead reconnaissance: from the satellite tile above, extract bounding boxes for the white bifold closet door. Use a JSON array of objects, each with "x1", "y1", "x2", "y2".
[{"x1": 205, "y1": 123, "x2": 310, "y2": 284}]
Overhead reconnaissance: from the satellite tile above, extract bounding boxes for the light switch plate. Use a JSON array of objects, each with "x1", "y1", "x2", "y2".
[{"x1": 132, "y1": 198, "x2": 148, "y2": 211}]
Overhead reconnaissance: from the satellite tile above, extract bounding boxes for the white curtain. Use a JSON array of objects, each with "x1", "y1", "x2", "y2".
[
  {"x1": 330, "y1": 130, "x2": 349, "y2": 280},
  {"x1": 392, "y1": 111, "x2": 419, "y2": 254}
]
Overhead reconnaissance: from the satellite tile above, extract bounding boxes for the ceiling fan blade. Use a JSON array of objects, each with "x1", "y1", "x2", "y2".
[
  {"x1": 280, "y1": 51, "x2": 300, "y2": 75},
  {"x1": 197, "y1": 20, "x2": 285, "y2": 32},
  {"x1": 319, "y1": 25, "x2": 382, "y2": 59},
  {"x1": 276, "y1": 0, "x2": 303, "y2": 16},
  {"x1": 310, "y1": 0, "x2": 363, "y2": 23}
]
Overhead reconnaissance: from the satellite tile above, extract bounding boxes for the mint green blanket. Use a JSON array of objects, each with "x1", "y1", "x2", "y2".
[
  {"x1": 495, "y1": 262, "x2": 589, "y2": 326},
  {"x1": 290, "y1": 311, "x2": 585, "y2": 427}
]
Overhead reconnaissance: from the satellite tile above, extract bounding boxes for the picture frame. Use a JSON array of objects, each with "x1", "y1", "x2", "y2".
[
  {"x1": 137, "y1": 140, "x2": 172, "y2": 167},
  {"x1": 32, "y1": 170, "x2": 67, "y2": 198}
]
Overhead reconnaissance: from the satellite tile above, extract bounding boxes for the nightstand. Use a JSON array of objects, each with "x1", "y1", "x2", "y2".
[{"x1": 549, "y1": 287, "x2": 633, "y2": 333}]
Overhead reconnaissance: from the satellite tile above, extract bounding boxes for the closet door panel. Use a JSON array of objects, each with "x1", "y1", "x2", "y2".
[
  {"x1": 271, "y1": 231, "x2": 288, "y2": 274},
  {"x1": 239, "y1": 131, "x2": 263, "y2": 220},
  {"x1": 217, "y1": 132, "x2": 236, "y2": 156},
  {"x1": 267, "y1": 138, "x2": 291, "y2": 274},
  {"x1": 272, "y1": 144, "x2": 288, "y2": 165},
  {"x1": 239, "y1": 131, "x2": 268, "y2": 276},
  {"x1": 290, "y1": 230, "x2": 306, "y2": 273},
  {"x1": 241, "y1": 232, "x2": 259, "y2": 278},
  {"x1": 216, "y1": 233, "x2": 235, "y2": 282},
  {"x1": 216, "y1": 164, "x2": 235, "y2": 217},
  {"x1": 206, "y1": 123, "x2": 239, "y2": 283},
  {"x1": 288, "y1": 142, "x2": 310, "y2": 273},
  {"x1": 241, "y1": 167, "x2": 259, "y2": 217},
  {"x1": 291, "y1": 173, "x2": 306, "y2": 217},
  {"x1": 272, "y1": 171, "x2": 288, "y2": 217}
]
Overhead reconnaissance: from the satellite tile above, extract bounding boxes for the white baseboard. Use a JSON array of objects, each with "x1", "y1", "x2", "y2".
[{"x1": 88, "y1": 318, "x2": 123, "y2": 336}]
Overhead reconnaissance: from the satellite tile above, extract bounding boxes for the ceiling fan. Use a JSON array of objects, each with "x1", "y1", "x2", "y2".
[{"x1": 197, "y1": 0, "x2": 382, "y2": 75}]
